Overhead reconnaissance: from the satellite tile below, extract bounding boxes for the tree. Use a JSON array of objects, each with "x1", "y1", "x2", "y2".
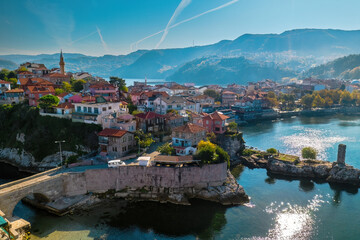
[
  {"x1": 324, "y1": 96, "x2": 333, "y2": 108},
  {"x1": 302, "y1": 147, "x2": 317, "y2": 159},
  {"x1": 312, "y1": 95, "x2": 325, "y2": 108},
  {"x1": 204, "y1": 89, "x2": 220, "y2": 101},
  {"x1": 109, "y1": 76, "x2": 127, "y2": 98},
  {"x1": 132, "y1": 110, "x2": 143, "y2": 115},
  {"x1": 7, "y1": 78, "x2": 18, "y2": 88},
  {"x1": 340, "y1": 91, "x2": 352, "y2": 106},
  {"x1": 134, "y1": 129, "x2": 154, "y2": 149},
  {"x1": 55, "y1": 88, "x2": 65, "y2": 96},
  {"x1": 17, "y1": 66, "x2": 28, "y2": 72},
  {"x1": 71, "y1": 79, "x2": 86, "y2": 92},
  {"x1": 195, "y1": 140, "x2": 230, "y2": 167},
  {"x1": 228, "y1": 122, "x2": 238, "y2": 132},
  {"x1": 62, "y1": 82, "x2": 72, "y2": 92},
  {"x1": 157, "y1": 142, "x2": 175, "y2": 155},
  {"x1": 301, "y1": 94, "x2": 314, "y2": 109},
  {"x1": 7, "y1": 71, "x2": 16, "y2": 79},
  {"x1": 266, "y1": 148, "x2": 277, "y2": 154},
  {"x1": 38, "y1": 94, "x2": 59, "y2": 110},
  {"x1": 0, "y1": 69, "x2": 9, "y2": 80}
]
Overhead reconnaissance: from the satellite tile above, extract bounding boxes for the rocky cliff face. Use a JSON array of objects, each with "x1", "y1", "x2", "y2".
[
  {"x1": 0, "y1": 148, "x2": 77, "y2": 172},
  {"x1": 218, "y1": 133, "x2": 245, "y2": 161},
  {"x1": 240, "y1": 155, "x2": 360, "y2": 186}
]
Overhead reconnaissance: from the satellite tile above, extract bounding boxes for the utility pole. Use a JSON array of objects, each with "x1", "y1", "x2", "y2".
[{"x1": 55, "y1": 140, "x2": 66, "y2": 166}]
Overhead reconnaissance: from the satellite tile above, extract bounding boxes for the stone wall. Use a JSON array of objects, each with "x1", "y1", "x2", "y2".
[
  {"x1": 217, "y1": 133, "x2": 245, "y2": 160},
  {"x1": 63, "y1": 163, "x2": 228, "y2": 196}
]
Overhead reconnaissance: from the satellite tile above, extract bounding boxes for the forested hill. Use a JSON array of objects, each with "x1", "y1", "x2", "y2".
[
  {"x1": 166, "y1": 56, "x2": 295, "y2": 85},
  {"x1": 305, "y1": 54, "x2": 360, "y2": 79}
]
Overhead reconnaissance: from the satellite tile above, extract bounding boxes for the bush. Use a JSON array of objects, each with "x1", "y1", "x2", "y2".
[
  {"x1": 241, "y1": 149, "x2": 257, "y2": 156},
  {"x1": 157, "y1": 142, "x2": 175, "y2": 155},
  {"x1": 195, "y1": 140, "x2": 230, "y2": 167},
  {"x1": 266, "y1": 148, "x2": 277, "y2": 154},
  {"x1": 302, "y1": 147, "x2": 317, "y2": 159}
]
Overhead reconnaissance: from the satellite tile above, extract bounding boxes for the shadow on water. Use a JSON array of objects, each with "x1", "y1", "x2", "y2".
[
  {"x1": 328, "y1": 182, "x2": 358, "y2": 206},
  {"x1": 106, "y1": 199, "x2": 229, "y2": 240},
  {"x1": 230, "y1": 164, "x2": 245, "y2": 179},
  {"x1": 0, "y1": 162, "x2": 31, "y2": 180}
]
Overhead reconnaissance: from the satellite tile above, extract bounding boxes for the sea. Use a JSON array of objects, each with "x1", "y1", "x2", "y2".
[{"x1": 2, "y1": 114, "x2": 360, "y2": 239}]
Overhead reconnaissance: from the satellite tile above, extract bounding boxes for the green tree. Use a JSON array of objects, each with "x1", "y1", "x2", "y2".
[
  {"x1": 109, "y1": 76, "x2": 127, "y2": 98},
  {"x1": 55, "y1": 88, "x2": 65, "y2": 96},
  {"x1": 302, "y1": 147, "x2": 317, "y2": 159},
  {"x1": 134, "y1": 129, "x2": 154, "y2": 150},
  {"x1": 17, "y1": 66, "x2": 28, "y2": 72},
  {"x1": 72, "y1": 79, "x2": 86, "y2": 92},
  {"x1": 0, "y1": 69, "x2": 9, "y2": 80},
  {"x1": 195, "y1": 140, "x2": 230, "y2": 167},
  {"x1": 266, "y1": 148, "x2": 277, "y2": 154},
  {"x1": 204, "y1": 89, "x2": 220, "y2": 101},
  {"x1": 228, "y1": 122, "x2": 238, "y2": 132},
  {"x1": 62, "y1": 82, "x2": 72, "y2": 92},
  {"x1": 7, "y1": 78, "x2": 18, "y2": 88},
  {"x1": 38, "y1": 94, "x2": 59, "y2": 111},
  {"x1": 301, "y1": 94, "x2": 314, "y2": 109},
  {"x1": 7, "y1": 71, "x2": 16, "y2": 79},
  {"x1": 157, "y1": 142, "x2": 175, "y2": 155},
  {"x1": 312, "y1": 95, "x2": 325, "y2": 108}
]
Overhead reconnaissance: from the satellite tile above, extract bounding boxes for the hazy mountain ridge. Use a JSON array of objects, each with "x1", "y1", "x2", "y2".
[
  {"x1": 166, "y1": 56, "x2": 295, "y2": 85},
  {"x1": 2, "y1": 29, "x2": 360, "y2": 83}
]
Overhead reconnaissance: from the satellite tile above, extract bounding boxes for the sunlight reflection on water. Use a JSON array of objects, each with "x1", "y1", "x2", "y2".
[
  {"x1": 280, "y1": 127, "x2": 352, "y2": 160},
  {"x1": 242, "y1": 194, "x2": 328, "y2": 240}
]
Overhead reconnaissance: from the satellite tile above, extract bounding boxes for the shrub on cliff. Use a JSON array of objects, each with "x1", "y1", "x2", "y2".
[
  {"x1": 266, "y1": 148, "x2": 278, "y2": 154},
  {"x1": 302, "y1": 147, "x2": 317, "y2": 159},
  {"x1": 195, "y1": 140, "x2": 230, "y2": 167}
]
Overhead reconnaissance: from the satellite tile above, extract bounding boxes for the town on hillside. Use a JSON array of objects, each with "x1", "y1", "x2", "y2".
[{"x1": 0, "y1": 51, "x2": 360, "y2": 165}]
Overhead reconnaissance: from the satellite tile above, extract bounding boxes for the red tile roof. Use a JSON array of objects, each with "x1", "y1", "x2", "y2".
[
  {"x1": 56, "y1": 102, "x2": 74, "y2": 109},
  {"x1": 210, "y1": 111, "x2": 229, "y2": 121},
  {"x1": 135, "y1": 111, "x2": 165, "y2": 120},
  {"x1": 173, "y1": 123, "x2": 206, "y2": 133},
  {"x1": 46, "y1": 73, "x2": 69, "y2": 78},
  {"x1": 0, "y1": 80, "x2": 11, "y2": 84},
  {"x1": 27, "y1": 85, "x2": 55, "y2": 94},
  {"x1": 17, "y1": 71, "x2": 34, "y2": 75},
  {"x1": 98, "y1": 128, "x2": 128, "y2": 138},
  {"x1": 6, "y1": 88, "x2": 24, "y2": 93}
]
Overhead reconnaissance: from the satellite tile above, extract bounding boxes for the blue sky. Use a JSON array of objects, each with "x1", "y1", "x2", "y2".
[{"x1": 1, "y1": 0, "x2": 360, "y2": 56}]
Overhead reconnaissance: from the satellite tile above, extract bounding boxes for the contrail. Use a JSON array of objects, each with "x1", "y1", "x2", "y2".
[
  {"x1": 96, "y1": 26, "x2": 109, "y2": 52},
  {"x1": 130, "y1": 0, "x2": 239, "y2": 51},
  {"x1": 71, "y1": 31, "x2": 97, "y2": 44},
  {"x1": 155, "y1": 0, "x2": 191, "y2": 49}
]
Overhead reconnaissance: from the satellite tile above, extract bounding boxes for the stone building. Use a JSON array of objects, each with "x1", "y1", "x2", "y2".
[{"x1": 98, "y1": 128, "x2": 136, "y2": 158}]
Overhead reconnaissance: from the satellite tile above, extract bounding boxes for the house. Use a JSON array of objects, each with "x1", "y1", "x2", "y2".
[
  {"x1": 135, "y1": 111, "x2": 166, "y2": 133},
  {"x1": 89, "y1": 83, "x2": 117, "y2": 101},
  {"x1": 26, "y1": 85, "x2": 56, "y2": 106},
  {"x1": 165, "y1": 112, "x2": 185, "y2": 129},
  {"x1": 43, "y1": 73, "x2": 71, "y2": 87},
  {"x1": 154, "y1": 96, "x2": 198, "y2": 114},
  {"x1": 18, "y1": 78, "x2": 54, "y2": 90},
  {"x1": 0, "y1": 80, "x2": 11, "y2": 95},
  {"x1": 171, "y1": 123, "x2": 207, "y2": 155},
  {"x1": 169, "y1": 84, "x2": 188, "y2": 95},
  {"x1": 154, "y1": 86, "x2": 174, "y2": 96},
  {"x1": 55, "y1": 102, "x2": 74, "y2": 118},
  {"x1": 3, "y1": 89, "x2": 25, "y2": 104},
  {"x1": 102, "y1": 113, "x2": 136, "y2": 132},
  {"x1": 137, "y1": 91, "x2": 169, "y2": 112},
  {"x1": 187, "y1": 111, "x2": 204, "y2": 126},
  {"x1": 98, "y1": 128, "x2": 136, "y2": 158},
  {"x1": 17, "y1": 71, "x2": 35, "y2": 79},
  {"x1": 202, "y1": 111, "x2": 229, "y2": 134},
  {"x1": 222, "y1": 91, "x2": 237, "y2": 106},
  {"x1": 19, "y1": 62, "x2": 50, "y2": 76},
  {"x1": 72, "y1": 97, "x2": 122, "y2": 124},
  {"x1": 188, "y1": 95, "x2": 215, "y2": 105}
]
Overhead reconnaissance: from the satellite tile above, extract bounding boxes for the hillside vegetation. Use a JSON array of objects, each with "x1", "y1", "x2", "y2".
[
  {"x1": 305, "y1": 54, "x2": 360, "y2": 79},
  {"x1": 0, "y1": 103, "x2": 101, "y2": 160}
]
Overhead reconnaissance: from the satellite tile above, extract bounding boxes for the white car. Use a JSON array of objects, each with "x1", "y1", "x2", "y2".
[{"x1": 108, "y1": 159, "x2": 126, "y2": 168}]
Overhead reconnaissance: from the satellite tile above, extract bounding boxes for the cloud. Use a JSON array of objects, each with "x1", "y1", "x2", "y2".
[
  {"x1": 96, "y1": 26, "x2": 109, "y2": 52},
  {"x1": 155, "y1": 0, "x2": 191, "y2": 49},
  {"x1": 131, "y1": 0, "x2": 239, "y2": 51}
]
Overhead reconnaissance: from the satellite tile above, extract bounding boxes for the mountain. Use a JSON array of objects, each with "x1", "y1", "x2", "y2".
[
  {"x1": 166, "y1": 56, "x2": 295, "y2": 85},
  {"x1": 2, "y1": 29, "x2": 360, "y2": 84},
  {"x1": 0, "y1": 59, "x2": 18, "y2": 70},
  {"x1": 305, "y1": 54, "x2": 360, "y2": 79}
]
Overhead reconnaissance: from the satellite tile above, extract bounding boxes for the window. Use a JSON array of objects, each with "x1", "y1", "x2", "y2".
[
  {"x1": 123, "y1": 137, "x2": 126, "y2": 143},
  {"x1": 108, "y1": 106, "x2": 112, "y2": 110},
  {"x1": 168, "y1": 105, "x2": 172, "y2": 109},
  {"x1": 94, "y1": 108, "x2": 99, "y2": 114},
  {"x1": 102, "y1": 107, "x2": 106, "y2": 111},
  {"x1": 128, "y1": 136, "x2": 132, "y2": 141},
  {"x1": 77, "y1": 106, "x2": 81, "y2": 112},
  {"x1": 83, "y1": 106, "x2": 87, "y2": 112},
  {"x1": 122, "y1": 146, "x2": 127, "y2": 152},
  {"x1": 215, "y1": 121, "x2": 220, "y2": 125},
  {"x1": 88, "y1": 107, "x2": 92, "y2": 113},
  {"x1": 206, "y1": 120, "x2": 209, "y2": 124}
]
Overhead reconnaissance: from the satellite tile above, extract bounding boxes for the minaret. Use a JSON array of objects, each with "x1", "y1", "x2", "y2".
[{"x1": 59, "y1": 50, "x2": 65, "y2": 74}]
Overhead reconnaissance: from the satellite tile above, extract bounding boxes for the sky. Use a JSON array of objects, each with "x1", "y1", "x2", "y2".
[{"x1": 1, "y1": 0, "x2": 360, "y2": 56}]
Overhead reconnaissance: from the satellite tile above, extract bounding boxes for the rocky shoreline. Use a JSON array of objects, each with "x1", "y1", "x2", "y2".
[{"x1": 238, "y1": 152, "x2": 360, "y2": 186}]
